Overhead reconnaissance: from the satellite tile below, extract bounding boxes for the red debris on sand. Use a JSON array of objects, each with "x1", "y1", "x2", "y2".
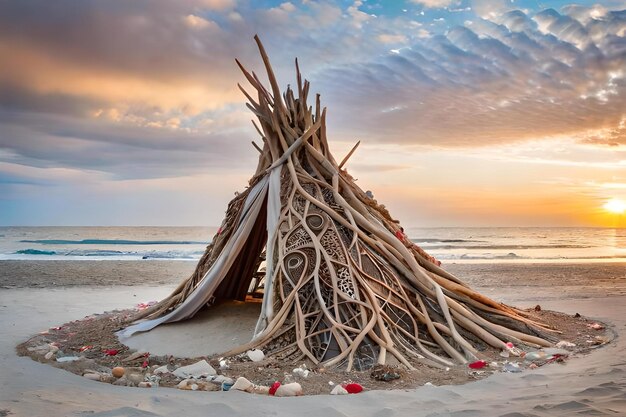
[
  {"x1": 468, "y1": 360, "x2": 488, "y2": 369},
  {"x1": 505, "y1": 342, "x2": 514, "y2": 349},
  {"x1": 343, "y1": 383, "x2": 363, "y2": 394},
  {"x1": 104, "y1": 349, "x2": 119, "y2": 356},
  {"x1": 136, "y1": 301, "x2": 158, "y2": 310},
  {"x1": 269, "y1": 381, "x2": 281, "y2": 396}
]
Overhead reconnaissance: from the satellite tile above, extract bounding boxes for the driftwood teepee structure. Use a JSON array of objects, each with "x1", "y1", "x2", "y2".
[{"x1": 121, "y1": 36, "x2": 556, "y2": 371}]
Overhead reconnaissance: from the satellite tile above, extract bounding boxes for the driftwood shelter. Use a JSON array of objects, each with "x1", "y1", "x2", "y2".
[{"x1": 120, "y1": 37, "x2": 556, "y2": 371}]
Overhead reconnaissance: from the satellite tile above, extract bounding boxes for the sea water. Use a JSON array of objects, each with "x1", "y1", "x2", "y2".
[{"x1": 0, "y1": 226, "x2": 624, "y2": 263}]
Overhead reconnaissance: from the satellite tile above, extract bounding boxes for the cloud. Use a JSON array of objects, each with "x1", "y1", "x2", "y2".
[
  {"x1": 1, "y1": 1, "x2": 626, "y2": 227},
  {"x1": 316, "y1": 7, "x2": 626, "y2": 147},
  {"x1": 411, "y1": 0, "x2": 458, "y2": 8}
]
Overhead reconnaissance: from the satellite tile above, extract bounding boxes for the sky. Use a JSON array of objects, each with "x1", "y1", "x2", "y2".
[{"x1": 0, "y1": 0, "x2": 625, "y2": 227}]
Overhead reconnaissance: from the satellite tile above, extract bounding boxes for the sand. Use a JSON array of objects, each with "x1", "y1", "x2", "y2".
[{"x1": 1, "y1": 262, "x2": 626, "y2": 416}]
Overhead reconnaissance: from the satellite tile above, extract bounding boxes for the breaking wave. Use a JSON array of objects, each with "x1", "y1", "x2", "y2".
[{"x1": 20, "y1": 239, "x2": 206, "y2": 245}]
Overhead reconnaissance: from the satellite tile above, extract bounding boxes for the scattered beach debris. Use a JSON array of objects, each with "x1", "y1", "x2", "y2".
[
  {"x1": 274, "y1": 382, "x2": 303, "y2": 397},
  {"x1": 112, "y1": 367, "x2": 125, "y2": 378},
  {"x1": 56, "y1": 356, "x2": 81, "y2": 363},
  {"x1": 330, "y1": 385, "x2": 348, "y2": 395},
  {"x1": 172, "y1": 360, "x2": 216, "y2": 379},
  {"x1": 231, "y1": 376, "x2": 254, "y2": 392},
  {"x1": 503, "y1": 362, "x2": 522, "y2": 373},
  {"x1": 370, "y1": 365, "x2": 401, "y2": 382},
  {"x1": 122, "y1": 351, "x2": 147, "y2": 362},
  {"x1": 269, "y1": 381, "x2": 281, "y2": 396},
  {"x1": 343, "y1": 383, "x2": 363, "y2": 394},
  {"x1": 136, "y1": 301, "x2": 158, "y2": 310},
  {"x1": 15, "y1": 293, "x2": 612, "y2": 396},
  {"x1": 555, "y1": 340, "x2": 576, "y2": 348},
  {"x1": 588, "y1": 322, "x2": 605, "y2": 330},
  {"x1": 292, "y1": 364, "x2": 310, "y2": 378},
  {"x1": 246, "y1": 349, "x2": 265, "y2": 362},
  {"x1": 83, "y1": 373, "x2": 101, "y2": 381},
  {"x1": 153, "y1": 365, "x2": 170, "y2": 375},
  {"x1": 468, "y1": 360, "x2": 488, "y2": 369},
  {"x1": 104, "y1": 349, "x2": 119, "y2": 356}
]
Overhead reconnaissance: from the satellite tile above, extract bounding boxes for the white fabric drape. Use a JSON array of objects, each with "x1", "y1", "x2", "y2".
[
  {"x1": 253, "y1": 167, "x2": 282, "y2": 337},
  {"x1": 118, "y1": 175, "x2": 270, "y2": 338}
]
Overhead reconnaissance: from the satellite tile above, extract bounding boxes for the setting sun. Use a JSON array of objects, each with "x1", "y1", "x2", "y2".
[{"x1": 604, "y1": 198, "x2": 626, "y2": 214}]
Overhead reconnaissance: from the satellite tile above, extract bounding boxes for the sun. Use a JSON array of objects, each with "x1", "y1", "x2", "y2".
[{"x1": 604, "y1": 198, "x2": 626, "y2": 214}]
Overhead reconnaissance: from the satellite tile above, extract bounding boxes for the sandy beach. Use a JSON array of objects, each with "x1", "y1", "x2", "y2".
[{"x1": 1, "y1": 261, "x2": 625, "y2": 416}]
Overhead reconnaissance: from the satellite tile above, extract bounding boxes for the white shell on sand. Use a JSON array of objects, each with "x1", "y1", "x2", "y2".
[
  {"x1": 330, "y1": 385, "x2": 348, "y2": 395},
  {"x1": 275, "y1": 382, "x2": 303, "y2": 397},
  {"x1": 112, "y1": 367, "x2": 125, "y2": 378},
  {"x1": 246, "y1": 349, "x2": 265, "y2": 362},
  {"x1": 83, "y1": 373, "x2": 101, "y2": 381},
  {"x1": 138, "y1": 381, "x2": 153, "y2": 388},
  {"x1": 44, "y1": 351, "x2": 55, "y2": 360},
  {"x1": 48, "y1": 344, "x2": 59, "y2": 353},
  {"x1": 231, "y1": 377, "x2": 254, "y2": 392},
  {"x1": 172, "y1": 360, "x2": 216, "y2": 379}
]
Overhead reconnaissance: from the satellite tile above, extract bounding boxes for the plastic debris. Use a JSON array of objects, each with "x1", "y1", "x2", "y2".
[
  {"x1": 468, "y1": 360, "x2": 488, "y2": 369},
  {"x1": 275, "y1": 382, "x2": 303, "y2": 397},
  {"x1": 56, "y1": 356, "x2": 81, "y2": 363},
  {"x1": 343, "y1": 383, "x2": 363, "y2": 394},
  {"x1": 79, "y1": 345, "x2": 93, "y2": 352},
  {"x1": 172, "y1": 360, "x2": 216, "y2": 379},
  {"x1": 231, "y1": 377, "x2": 254, "y2": 392},
  {"x1": 104, "y1": 349, "x2": 119, "y2": 356},
  {"x1": 269, "y1": 381, "x2": 281, "y2": 396},
  {"x1": 503, "y1": 362, "x2": 522, "y2": 373},
  {"x1": 246, "y1": 349, "x2": 265, "y2": 362},
  {"x1": 555, "y1": 340, "x2": 576, "y2": 348},
  {"x1": 331, "y1": 385, "x2": 348, "y2": 395},
  {"x1": 292, "y1": 364, "x2": 310, "y2": 378},
  {"x1": 136, "y1": 301, "x2": 158, "y2": 310}
]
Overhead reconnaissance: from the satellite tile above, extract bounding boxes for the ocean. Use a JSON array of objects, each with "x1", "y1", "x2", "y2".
[{"x1": 0, "y1": 226, "x2": 625, "y2": 264}]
